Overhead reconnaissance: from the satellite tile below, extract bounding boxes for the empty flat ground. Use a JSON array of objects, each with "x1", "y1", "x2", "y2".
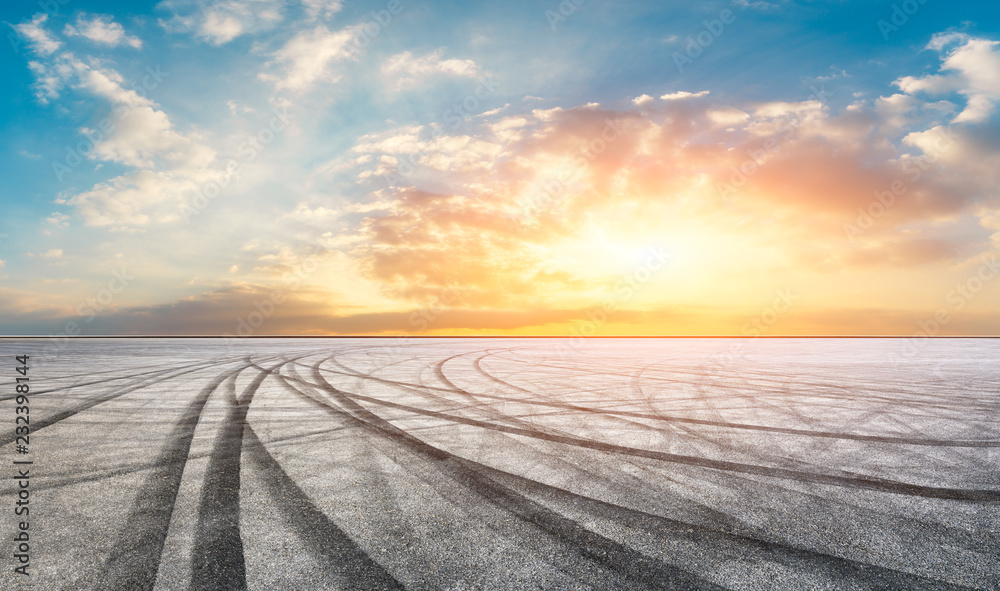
[{"x1": 0, "y1": 337, "x2": 997, "y2": 590}]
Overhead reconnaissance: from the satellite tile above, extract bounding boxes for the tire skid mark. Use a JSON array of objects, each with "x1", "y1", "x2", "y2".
[
  {"x1": 442, "y1": 350, "x2": 652, "y2": 436},
  {"x1": 189, "y1": 357, "x2": 290, "y2": 590},
  {"x1": 0, "y1": 360, "x2": 224, "y2": 446},
  {"x1": 479, "y1": 454, "x2": 978, "y2": 591},
  {"x1": 470, "y1": 355, "x2": 1000, "y2": 448},
  {"x1": 1, "y1": 356, "x2": 244, "y2": 400},
  {"x1": 442, "y1": 350, "x2": 688, "y2": 485},
  {"x1": 644, "y1": 363, "x2": 833, "y2": 477},
  {"x1": 82, "y1": 360, "x2": 254, "y2": 591},
  {"x1": 299, "y1": 365, "x2": 1000, "y2": 502},
  {"x1": 330, "y1": 348, "x2": 677, "y2": 491},
  {"x1": 0, "y1": 424, "x2": 353, "y2": 498},
  {"x1": 307, "y1": 359, "x2": 726, "y2": 591},
  {"x1": 0, "y1": 362, "x2": 192, "y2": 400},
  {"x1": 503, "y1": 351, "x2": 997, "y2": 414},
  {"x1": 357, "y1": 350, "x2": 890, "y2": 570},
  {"x1": 417, "y1": 352, "x2": 655, "y2": 500},
  {"x1": 324, "y1": 352, "x2": 984, "y2": 448},
  {"x1": 240, "y1": 353, "x2": 408, "y2": 590},
  {"x1": 274, "y1": 364, "x2": 641, "y2": 589},
  {"x1": 242, "y1": 423, "x2": 406, "y2": 590}
]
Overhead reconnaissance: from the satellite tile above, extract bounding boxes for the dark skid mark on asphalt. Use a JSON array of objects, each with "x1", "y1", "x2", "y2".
[
  {"x1": 313, "y1": 369, "x2": 999, "y2": 502},
  {"x1": 84, "y1": 361, "x2": 254, "y2": 591},
  {"x1": 298, "y1": 351, "x2": 1000, "y2": 449},
  {"x1": 309, "y1": 360, "x2": 725, "y2": 591},
  {"x1": 487, "y1": 461, "x2": 975, "y2": 590},
  {"x1": 470, "y1": 354, "x2": 1000, "y2": 448},
  {"x1": 189, "y1": 358, "x2": 287, "y2": 590},
  {"x1": 0, "y1": 360, "x2": 223, "y2": 446},
  {"x1": 243, "y1": 423, "x2": 406, "y2": 590},
  {"x1": 0, "y1": 357, "x2": 228, "y2": 400}
]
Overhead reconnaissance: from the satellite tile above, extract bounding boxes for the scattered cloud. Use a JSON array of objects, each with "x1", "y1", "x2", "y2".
[
  {"x1": 159, "y1": 0, "x2": 285, "y2": 45},
  {"x1": 15, "y1": 16, "x2": 223, "y2": 228},
  {"x1": 46, "y1": 212, "x2": 70, "y2": 227},
  {"x1": 13, "y1": 14, "x2": 62, "y2": 55},
  {"x1": 660, "y1": 90, "x2": 710, "y2": 101},
  {"x1": 259, "y1": 24, "x2": 362, "y2": 91},
  {"x1": 896, "y1": 35, "x2": 1000, "y2": 123},
  {"x1": 29, "y1": 249, "x2": 64, "y2": 259},
  {"x1": 301, "y1": 0, "x2": 343, "y2": 20},
  {"x1": 64, "y1": 14, "x2": 143, "y2": 49},
  {"x1": 7, "y1": 8, "x2": 1000, "y2": 336},
  {"x1": 381, "y1": 50, "x2": 479, "y2": 90},
  {"x1": 226, "y1": 100, "x2": 254, "y2": 114}
]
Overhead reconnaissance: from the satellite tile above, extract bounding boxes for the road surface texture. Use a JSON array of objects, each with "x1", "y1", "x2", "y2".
[{"x1": 0, "y1": 337, "x2": 997, "y2": 590}]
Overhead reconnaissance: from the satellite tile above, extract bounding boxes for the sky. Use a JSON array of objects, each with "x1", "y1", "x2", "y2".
[{"x1": 1, "y1": 0, "x2": 1000, "y2": 337}]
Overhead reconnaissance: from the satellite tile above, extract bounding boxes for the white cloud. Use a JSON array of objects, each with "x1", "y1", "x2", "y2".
[
  {"x1": 26, "y1": 61, "x2": 62, "y2": 103},
  {"x1": 350, "y1": 125, "x2": 503, "y2": 176},
  {"x1": 64, "y1": 14, "x2": 143, "y2": 49},
  {"x1": 226, "y1": 100, "x2": 254, "y2": 115},
  {"x1": 86, "y1": 104, "x2": 215, "y2": 169},
  {"x1": 20, "y1": 40, "x2": 223, "y2": 228},
  {"x1": 18, "y1": 149, "x2": 42, "y2": 160},
  {"x1": 707, "y1": 107, "x2": 750, "y2": 126},
  {"x1": 260, "y1": 24, "x2": 361, "y2": 91},
  {"x1": 489, "y1": 116, "x2": 529, "y2": 142},
  {"x1": 477, "y1": 104, "x2": 510, "y2": 118},
  {"x1": 64, "y1": 168, "x2": 221, "y2": 227},
  {"x1": 746, "y1": 100, "x2": 825, "y2": 135},
  {"x1": 29, "y1": 249, "x2": 63, "y2": 259},
  {"x1": 66, "y1": 65, "x2": 216, "y2": 169},
  {"x1": 660, "y1": 90, "x2": 709, "y2": 101},
  {"x1": 287, "y1": 202, "x2": 343, "y2": 225},
  {"x1": 927, "y1": 32, "x2": 969, "y2": 52},
  {"x1": 381, "y1": 50, "x2": 479, "y2": 90},
  {"x1": 896, "y1": 36, "x2": 1000, "y2": 123},
  {"x1": 875, "y1": 93, "x2": 919, "y2": 135},
  {"x1": 735, "y1": 0, "x2": 776, "y2": 8},
  {"x1": 159, "y1": 0, "x2": 285, "y2": 45},
  {"x1": 13, "y1": 14, "x2": 62, "y2": 55},
  {"x1": 301, "y1": 0, "x2": 343, "y2": 19},
  {"x1": 46, "y1": 212, "x2": 70, "y2": 227},
  {"x1": 632, "y1": 94, "x2": 654, "y2": 106}
]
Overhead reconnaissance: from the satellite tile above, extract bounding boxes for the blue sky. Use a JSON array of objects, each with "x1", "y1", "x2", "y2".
[{"x1": 2, "y1": 0, "x2": 1000, "y2": 336}]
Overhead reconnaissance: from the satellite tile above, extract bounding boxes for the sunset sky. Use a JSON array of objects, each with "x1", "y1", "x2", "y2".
[{"x1": 2, "y1": 0, "x2": 1000, "y2": 336}]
